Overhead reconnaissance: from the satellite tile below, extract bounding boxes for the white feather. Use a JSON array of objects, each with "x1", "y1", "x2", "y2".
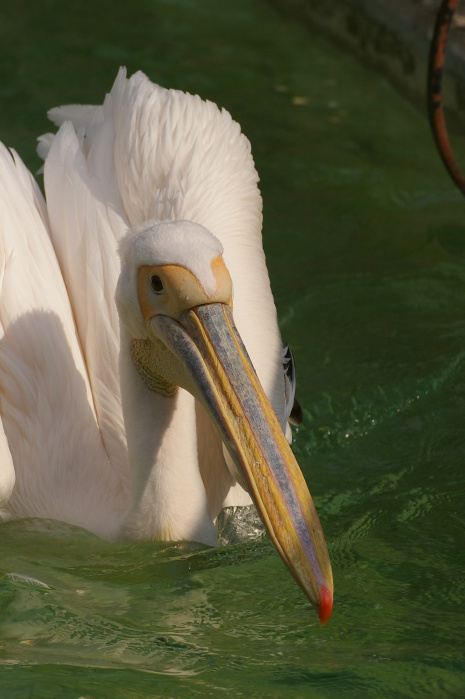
[
  {"x1": 0, "y1": 144, "x2": 127, "y2": 537},
  {"x1": 0, "y1": 69, "x2": 292, "y2": 543}
]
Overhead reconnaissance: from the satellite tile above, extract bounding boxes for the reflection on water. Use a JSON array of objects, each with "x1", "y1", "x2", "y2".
[{"x1": 1, "y1": 0, "x2": 465, "y2": 696}]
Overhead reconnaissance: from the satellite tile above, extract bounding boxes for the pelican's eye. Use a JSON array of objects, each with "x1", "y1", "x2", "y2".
[{"x1": 150, "y1": 274, "x2": 164, "y2": 294}]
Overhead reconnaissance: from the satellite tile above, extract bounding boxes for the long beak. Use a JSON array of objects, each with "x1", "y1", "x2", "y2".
[{"x1": 149, "y1": 303, "x2": 333, "y2": 624}]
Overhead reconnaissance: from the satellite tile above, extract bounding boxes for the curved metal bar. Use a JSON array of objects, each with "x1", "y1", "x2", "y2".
[{"x1": 427, "y1": 0, "x2": 465, "y2": 195}]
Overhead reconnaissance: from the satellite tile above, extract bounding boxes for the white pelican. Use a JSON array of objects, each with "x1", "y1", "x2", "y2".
[{"x1": 0, "y1": 69, "x2": 333, "y2": 623}]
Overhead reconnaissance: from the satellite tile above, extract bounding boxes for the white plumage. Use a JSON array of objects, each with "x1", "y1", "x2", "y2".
[
  {"x1": 0, "y1": 68, "x2": 284, "y2": 536},
  {"x1": 0, "y1": 69, "x2": 332, "y2": 619}
]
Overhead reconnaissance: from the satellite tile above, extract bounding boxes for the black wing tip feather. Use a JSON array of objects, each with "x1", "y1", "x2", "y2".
[{"x1": 282, "y1": 345, "x2": 303, "y2": 426}]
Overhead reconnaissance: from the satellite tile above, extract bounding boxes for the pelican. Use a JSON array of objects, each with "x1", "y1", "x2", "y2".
[{"x1": 0, "y1": 69, "x2": 333, "y2": 623}]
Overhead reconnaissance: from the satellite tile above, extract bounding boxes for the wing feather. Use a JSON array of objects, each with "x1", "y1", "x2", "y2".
[
  {"x1": 0, "y1": 144, "x2": 125, "y2": 533},
  {"x1": 44, "y1": 122, "x2": 129, "y2": 485}
]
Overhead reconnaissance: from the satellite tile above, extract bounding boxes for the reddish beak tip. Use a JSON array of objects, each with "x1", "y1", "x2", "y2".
[{"x1": 318, "y1": 584, "x2": 333, "y2": 626}]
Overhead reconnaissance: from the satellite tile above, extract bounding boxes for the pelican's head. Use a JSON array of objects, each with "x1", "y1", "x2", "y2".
[{"x1": 116, "y1": 220, "x2": 333, "y2": 624}]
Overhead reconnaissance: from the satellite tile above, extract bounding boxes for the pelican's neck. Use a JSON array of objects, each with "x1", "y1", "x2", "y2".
[{"x1": 118, "y1": 326, "x2": 217, "y2": 545}]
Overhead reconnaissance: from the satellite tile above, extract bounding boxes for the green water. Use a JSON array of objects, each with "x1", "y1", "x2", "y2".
[{"x1": 1, "y1": 0, "x2": 465, "y2": 696}]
